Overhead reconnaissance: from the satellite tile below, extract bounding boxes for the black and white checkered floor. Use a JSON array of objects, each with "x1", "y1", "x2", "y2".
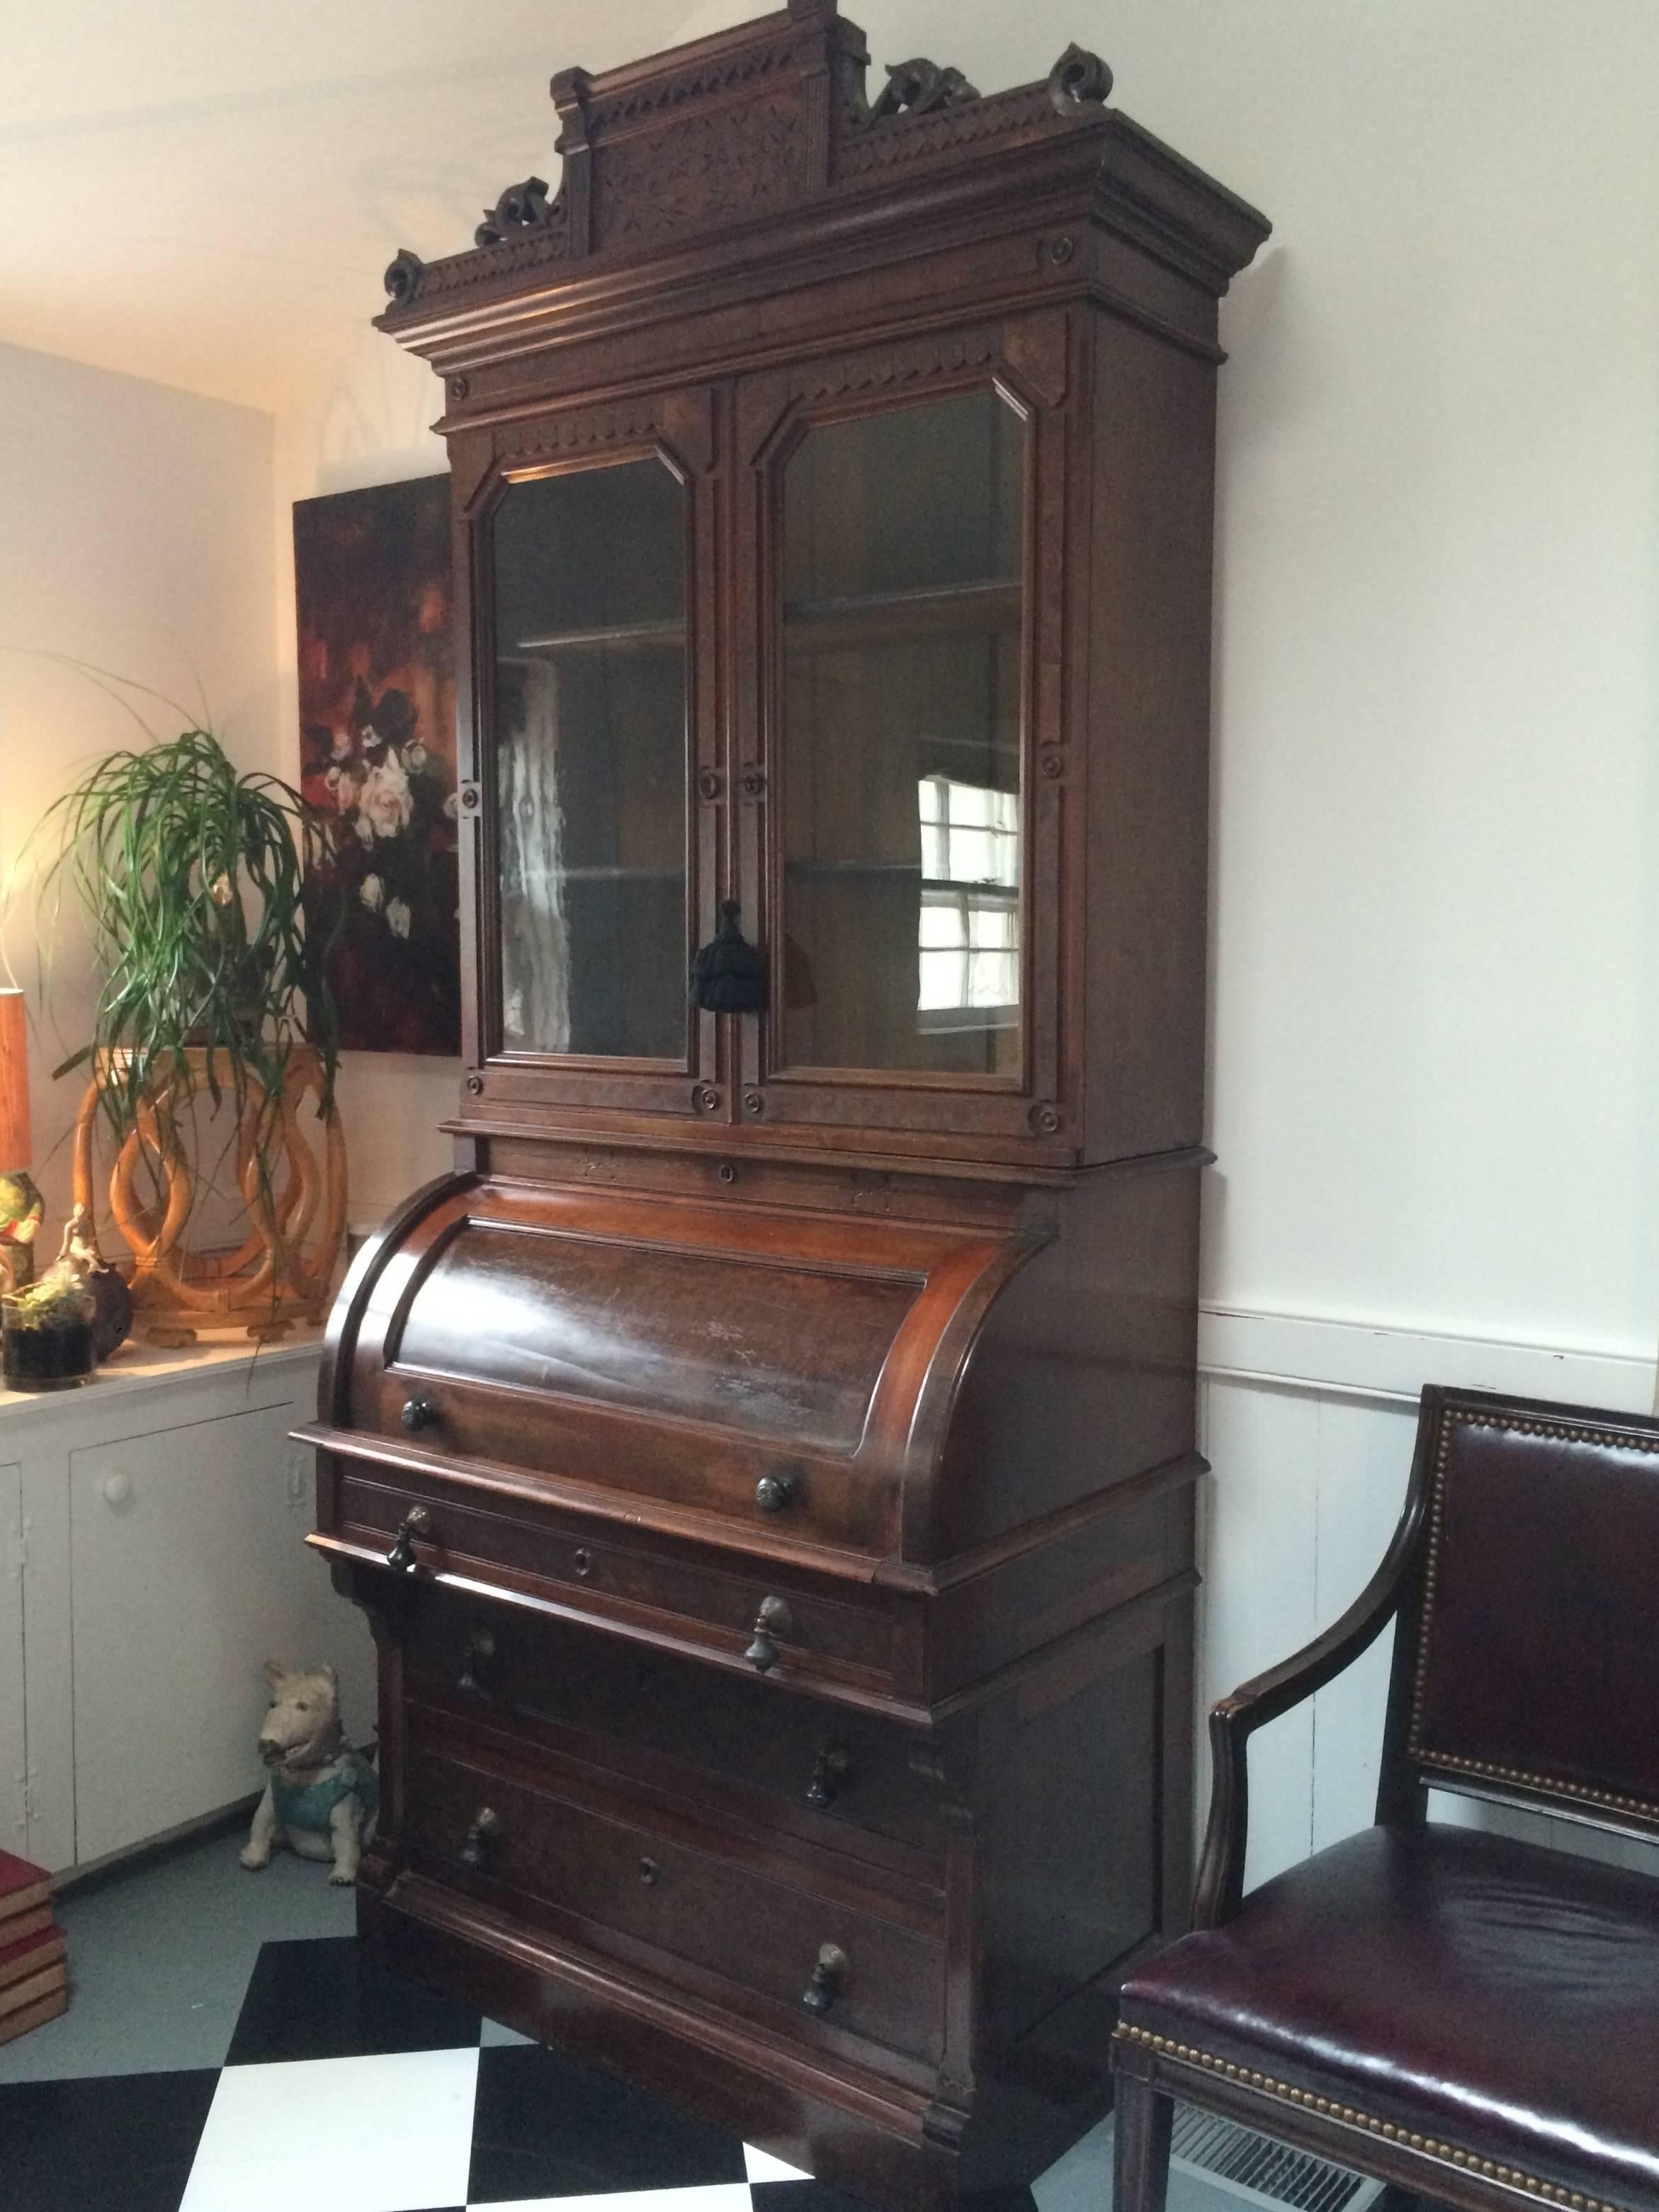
[
  {"x1": 8, "y1": 1929, "x2": 944, "y2": 2212},
  {"x1": 0, "y1": 1832, "x2": 1141, "y2": 2212}
]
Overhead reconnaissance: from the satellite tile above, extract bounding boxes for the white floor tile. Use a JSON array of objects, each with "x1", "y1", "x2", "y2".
[
  {"x1": 180, "y1": 2047, "x2": 480, "y2": 2212},
  {"x1": 476, "y1": 2190, "x2": 756, "y2": 2212},
  {"x1": 743, "y1": 2144, "x2": 812, "y2": 2184}
]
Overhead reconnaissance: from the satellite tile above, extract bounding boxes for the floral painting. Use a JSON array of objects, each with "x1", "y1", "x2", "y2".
[{"x1": 293, "y1": 475, "x2": 460, "y2": 1054}]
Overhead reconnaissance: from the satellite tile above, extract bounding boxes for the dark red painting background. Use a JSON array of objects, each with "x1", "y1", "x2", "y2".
[{"x1": 293, "y1": 476, "x2": 460, "y2": 1055}]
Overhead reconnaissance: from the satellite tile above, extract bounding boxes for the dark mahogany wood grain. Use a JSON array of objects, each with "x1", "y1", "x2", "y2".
[{"x1": 313, "y1": 9, "x2": 1267, "y2": 2206}]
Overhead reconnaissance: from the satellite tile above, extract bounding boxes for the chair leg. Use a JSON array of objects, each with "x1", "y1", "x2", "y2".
[{"x1": 1113, "y1": 2070, "x2": 1174, "y2": 2212}]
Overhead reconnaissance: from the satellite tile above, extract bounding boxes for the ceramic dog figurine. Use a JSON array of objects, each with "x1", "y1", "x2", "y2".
[{"x1": 241, "y1": 1661, "x2": 377, "y2": 1885}]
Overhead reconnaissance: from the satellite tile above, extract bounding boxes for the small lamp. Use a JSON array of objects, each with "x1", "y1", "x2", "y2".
[{"x1": 0, "y1": 989, "x2": 44, "y2": 1293}]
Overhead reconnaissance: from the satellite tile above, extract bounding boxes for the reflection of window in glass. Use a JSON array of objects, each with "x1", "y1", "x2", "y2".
[{"x1": 917, "y1": 776, "x2": 1019, "y2": 1023}]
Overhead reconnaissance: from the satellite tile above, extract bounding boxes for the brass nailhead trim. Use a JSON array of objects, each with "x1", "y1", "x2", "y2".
[
  {"x1": 1406, "y1": 1409, "x2": 1659, "y2": 1827},
  {"x1": 1112, "y1": 2026, "x2": 1626, "y2": 2212}
]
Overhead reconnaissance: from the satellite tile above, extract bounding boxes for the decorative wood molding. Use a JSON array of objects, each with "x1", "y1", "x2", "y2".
[
  {"x1": 1000, "y1": 312, "x2": 1068, "y2": 409},
  {"x1": 789, "y1": 329, "x2": 998, "y2": 407},
  {"x1": 375, "y1": 4, "x2": 1265, "y2": 326},
  {"x1": 1198, "y1": 1303, "x2": 1658, "y2": 1414},
  {"x1": 494, "y1": 397, "x2": 664, "y2": 464},
  {"x1": 474, "y1": 176, "x2": 562, "y2": 249},
  {"x1": 870, "y1": 59, "x2": 980, "y2": 120}
]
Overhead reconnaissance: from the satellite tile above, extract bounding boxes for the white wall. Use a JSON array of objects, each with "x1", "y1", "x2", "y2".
[{"x1": 0, "y1": 341, "x2": 278, "y2": 1234}]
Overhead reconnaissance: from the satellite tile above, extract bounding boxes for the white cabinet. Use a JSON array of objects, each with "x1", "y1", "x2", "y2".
[{"x1": 1, "y1": 1339, "x2": 373, "y2": 1875}]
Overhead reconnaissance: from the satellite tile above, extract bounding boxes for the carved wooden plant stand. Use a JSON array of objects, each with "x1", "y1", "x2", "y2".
[{"x1": 71, "y1": 1045, "x2": 346, "y2": 1343}]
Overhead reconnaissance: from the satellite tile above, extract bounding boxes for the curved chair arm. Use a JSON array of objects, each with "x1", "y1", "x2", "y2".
[{"x1": 1190, "y1": 1470, "x2": 1431, "y2": 1930}]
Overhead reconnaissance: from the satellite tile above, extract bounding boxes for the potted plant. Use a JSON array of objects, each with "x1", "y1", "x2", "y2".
[{"x1": 30, "y1": 718, "x2": 345, "y2": 1341}]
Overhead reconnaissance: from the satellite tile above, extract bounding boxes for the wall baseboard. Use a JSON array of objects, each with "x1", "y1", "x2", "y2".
[{"x1": 1199, "y1": 1304, "x2": 1656, "y2": 1414}]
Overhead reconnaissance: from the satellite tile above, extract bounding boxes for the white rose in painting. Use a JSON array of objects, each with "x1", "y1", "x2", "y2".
[
  {"x1": 358, "y1": 751, "x2": 414, "y2": 840},
  {"x1": 334, "y1": 771, "x2": 359, "y2": 813},
  {"x1": 360, "y1": 874, "x2": 384, "y2": 912},
  {"x1": 386, "y1": 898, "x2": 412, "y2": 940},
  {"x1": 443, "y1": 790, "x2": 460, "y2": 821},
  {"x1": 406, "y1": 742, "x2": 428, "y2": 773},
  {"x1": 354, "y1": 812, "x2": 375, "y2": 849}
]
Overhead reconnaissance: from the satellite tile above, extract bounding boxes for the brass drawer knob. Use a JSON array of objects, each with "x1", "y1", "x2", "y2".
[
  {"x1": 457, "y1": 1622, "x2": 496, "y2": 1696},
  {"x1": 400, "y1": 1395, "x2": 439, "y2": 1434},
  {"x1": 744, "y1": 1594, "x2": 793, "y2": 1673},
  {"x1": 385, "y1": 1506, "x2": 433, "y2": 1574},
  {"x1": 800, "y1": 1942, "x2": 849, "y2": 2014},
  {"x1": 806, "y1": 1742, "x2": 850, "y2": 1808},
  {"x1": 754, "y1": 1472, "x2": 795, "y2": 1513},
  {"x1": 461, "y1": 1805, "x2": 502, "y2": 1868}
]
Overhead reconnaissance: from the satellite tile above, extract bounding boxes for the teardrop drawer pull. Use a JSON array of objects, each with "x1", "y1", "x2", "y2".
[
  {"x1": 461, "y1": 1805, "x2": 502, "y2": 1868},
  {"x1": 400, "y1": 1396, "x2": 439, "y2": 1434},
  {"x1": 806, "y1": 1742, "x2": 850, "y2": 1808},
  {"x1": 385, "y1": 1506, "x2": 432, "y2": 1574},
  {"x1": 638, "y1": 1857, "x2": 661, "y2": 1887},
  {"x1": 457, "y1": 1623, "x2": 496, "y2": 1696},
  {"x1": 800, "y1": 1942, "x2": 849, "y2": 2014},
  {"x1": 754, "y1": 1473, "x2": 795, "y2": 1513},
  {"x1": 744, "y1": 1595, "x2": 793, "y2": 1673}
]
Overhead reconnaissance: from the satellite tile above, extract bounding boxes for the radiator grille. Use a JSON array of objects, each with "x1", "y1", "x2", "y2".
[{"x1": 1170, "y1": 2104, "x2": 1384, "y2": 2212}]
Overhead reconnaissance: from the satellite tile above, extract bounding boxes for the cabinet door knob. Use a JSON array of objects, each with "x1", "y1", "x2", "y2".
[
  {"x1": 744, "y1": 1594, "x2": 793, "y2": 1673},
  {"x1": 101, "y1": 1473, "x2": 133, "y2": 1508},
  {"x1": 800, "y1": 1942, "x2": 849, "y2": 2014},
  {"x1": 400, "y1": 1396, "x2": 438, "y2": 1434},
  {"x1": 385, "y1": 1506, "x2": 433, "y2": 1573},
  {"x1": 457, "y1": 1622, "x2": 496, "y2": 1696},
  {"x1": 460, "y1": 1804, "x2": 501, "y2": 1868},
  {"x1": 806, "y1": 1742, "x2": 850, "y2": 1808},
  {"x1": 754, "y1": 1472, "x2": 795, "y2": 1513}
]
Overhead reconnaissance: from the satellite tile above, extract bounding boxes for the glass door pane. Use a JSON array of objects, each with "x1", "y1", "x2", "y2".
[
  {"x1": 492, "y1": 456, "x2": 688, "y2": 1061},
  {"x1": 779, "y1": 387, "x2": 1025, "y2": 1078}
]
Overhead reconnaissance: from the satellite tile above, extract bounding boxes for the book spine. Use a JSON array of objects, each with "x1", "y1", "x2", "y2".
[{"x1": 0, "y1": 1985, "x2": 67, "y2": 2046}]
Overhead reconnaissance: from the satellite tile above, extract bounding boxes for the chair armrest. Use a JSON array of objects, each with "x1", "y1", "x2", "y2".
[{"x1": 1189, "y1": 1477, "x2": 1429, "y2": 1929}]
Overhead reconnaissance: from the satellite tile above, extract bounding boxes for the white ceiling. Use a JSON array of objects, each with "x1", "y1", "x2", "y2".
[{"x1": 0, "y1": 0, "x2": 710, "y2": 414}]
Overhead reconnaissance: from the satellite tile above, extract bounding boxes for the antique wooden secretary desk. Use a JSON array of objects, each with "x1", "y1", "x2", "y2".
[{"x1": 302, "y1": 8, "x2": 1267, "y2": 2204}]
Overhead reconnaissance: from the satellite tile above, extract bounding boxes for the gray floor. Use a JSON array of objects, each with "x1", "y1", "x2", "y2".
[{"x1": 0, "y1": 1824, "x2": 1239, "y2": 2212}]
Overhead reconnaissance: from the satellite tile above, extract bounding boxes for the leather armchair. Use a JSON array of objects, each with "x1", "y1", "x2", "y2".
[{"x1": 1113, "y1": 1385, "x2": 1659, "y2": 2212}]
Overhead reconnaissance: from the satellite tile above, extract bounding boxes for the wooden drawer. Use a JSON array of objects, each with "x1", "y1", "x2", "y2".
[
  {"x1": 406, "y1": 1587, "x2": 944, "y2": 1864},
  {"x1": 401, "y1": 1709, "x2": 946, "y2": 2067},
  {"x1": 366, "y1": 1366, "x2": 895, "y2": 1558},
  {"x1": 332, "y1": 1463, "x2": 899, "y2": 1698}
]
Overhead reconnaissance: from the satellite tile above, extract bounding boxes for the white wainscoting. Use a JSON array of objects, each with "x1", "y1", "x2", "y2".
[{"x1": 1194, "y1": 1306, "x2": 1659, "y2": 1892}]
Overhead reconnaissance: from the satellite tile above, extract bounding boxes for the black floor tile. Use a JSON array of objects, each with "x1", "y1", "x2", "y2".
[
  {"x1": 753, "y1": 2189, "x2": 1035, "y2": 2212},
  {"x1": 225, "y1": 1934, "x2": 482, "y2": 2063},
  {"x1": 468, "y1": 2041, "x2": 749, "y2": 2203},
  {"x1": 0, "y1": 2068, "x2": 220, "y2": 2212}
]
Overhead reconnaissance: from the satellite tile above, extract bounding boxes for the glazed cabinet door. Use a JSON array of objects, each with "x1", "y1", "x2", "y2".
[
  {"x1": 457, "y1": 387, "x2": 723, "y2": 1127},
  {"x1": 733, "y1": 320, "x2": 1073, "y2": 1156}
]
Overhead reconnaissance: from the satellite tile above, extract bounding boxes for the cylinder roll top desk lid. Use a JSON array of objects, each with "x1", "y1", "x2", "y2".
[{"x1": 300, "y1": 8, "x2": 1268, "y2": 2207}]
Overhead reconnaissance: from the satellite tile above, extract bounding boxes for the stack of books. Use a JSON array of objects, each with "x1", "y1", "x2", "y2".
[{"x1": 0, "y1": 1849, "x2": 67, "y2": 2045}]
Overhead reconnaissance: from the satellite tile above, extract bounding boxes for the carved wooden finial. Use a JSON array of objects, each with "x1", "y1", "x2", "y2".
[
  {"x1": 871, "y1": 58, "x2": 980, "y2": 120},
  {"x1": 1048, "y1": 42, "x2": 1113, "y2": 113},
  {"x1": 383, "y1": 248, "x2": 425, "y2": 304},
  {"x1": 475, "y1": 176, "x2": 556, "y2": 249}
]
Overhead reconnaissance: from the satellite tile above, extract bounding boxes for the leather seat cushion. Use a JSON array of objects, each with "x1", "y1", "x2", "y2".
[{"x1": 1120, "y1": 1823, "x2": 1659, "y2": 2212}]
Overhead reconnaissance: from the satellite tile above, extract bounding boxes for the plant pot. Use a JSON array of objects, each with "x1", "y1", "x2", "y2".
[{"x1": 1, "y1": 1301, "x2": 96, "y2": 1391}]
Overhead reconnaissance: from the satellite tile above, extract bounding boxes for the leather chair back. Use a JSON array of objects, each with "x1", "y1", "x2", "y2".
[{"x1": 1394, "y1": 1392, "x2": 1659, "y2": 1837}]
